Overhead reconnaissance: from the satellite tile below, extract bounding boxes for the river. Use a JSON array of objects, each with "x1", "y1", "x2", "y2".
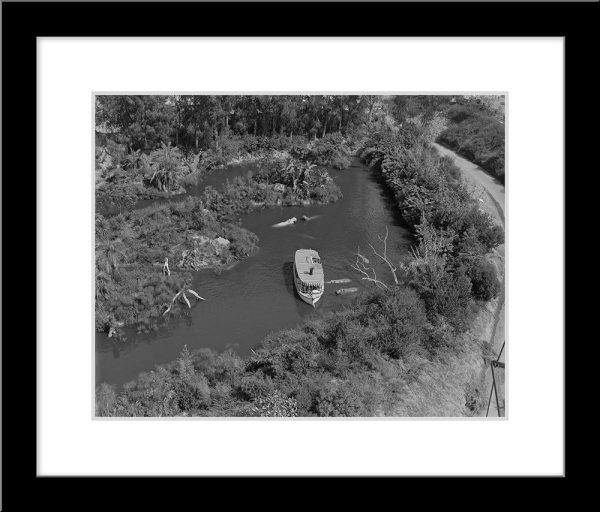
[{"x1": 95, "y1": 158, "x2": 414, "y2": 388}]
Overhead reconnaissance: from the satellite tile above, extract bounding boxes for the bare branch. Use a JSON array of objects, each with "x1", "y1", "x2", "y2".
[
  {"x1": 163, "y1": 289, "x2": 183, "y2": 315},
  {"x1": 368, "y1": 226, "x2": 399, "y2": 284},
  {"x1": 187, "y1": 289, "x2": 205, "y2": 301},
  {"x1": 350, "y1": 247, "x2": 389, "y2": 290}
]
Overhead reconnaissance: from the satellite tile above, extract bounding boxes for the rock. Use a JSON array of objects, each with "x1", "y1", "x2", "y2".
[
  {"x1": 273, "y1": 183, "x2": 286, "y2": 193},
  {"x1": 214, "y1": 236, "x2": 230, "y2": 247}
]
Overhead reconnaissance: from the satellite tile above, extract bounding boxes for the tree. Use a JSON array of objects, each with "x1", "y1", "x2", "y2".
[{"x1": 95, "y1": 95, "x2": 175, "y2": 150}]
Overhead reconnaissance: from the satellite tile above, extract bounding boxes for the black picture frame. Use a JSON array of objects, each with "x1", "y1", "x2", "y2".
[{"x1": 2, "y1": 0, "x2": 583, "y2": 506}]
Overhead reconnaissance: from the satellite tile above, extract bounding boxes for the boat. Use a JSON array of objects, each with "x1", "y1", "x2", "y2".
[{"x1": 293, "y1": 249, "x2": 324, "y2": 307}]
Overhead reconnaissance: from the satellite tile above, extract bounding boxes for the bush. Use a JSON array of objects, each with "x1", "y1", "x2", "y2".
[
  {"x1": 464, "y1": 258, "x2": 501, "y2": 301},
  {"x1": 408, "y1": 258, "x2": 473, "y2": 328},
  {"x1": 240, "y1": 373, "x2": 275, "y2": 399},
  {"x1": 307, "y1": 133, "x2": 353, "y2": 169},
  {"x1": 252, "y1": 390, "x2": 298, "y2": 417},
  {"x1": 313, "y1": 385, "x2": 363, "y2": 417}
]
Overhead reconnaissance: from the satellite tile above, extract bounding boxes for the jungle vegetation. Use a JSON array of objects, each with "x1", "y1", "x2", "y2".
[{"x1": 96, "y1": 97, "x2": 505, "y2": 417}]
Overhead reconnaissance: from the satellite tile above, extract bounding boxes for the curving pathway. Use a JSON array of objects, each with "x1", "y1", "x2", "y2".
[
  {"x1": 432, "y1": 142, "x2": 505, "y2": 227},
  {"x1": 432, "y1": 142, "x2": 506, "y2": 417}
]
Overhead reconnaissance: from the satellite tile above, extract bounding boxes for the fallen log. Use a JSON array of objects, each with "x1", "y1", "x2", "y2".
[
  {"x1": 163, "y1": 287, "x2": 205, "y2": 315},
  {"x1": 163, "y1": 290, "x2": 183, "y2": 315},
  {"x1": 187, "y1": 289, "x2": 205, "y2": 301}
]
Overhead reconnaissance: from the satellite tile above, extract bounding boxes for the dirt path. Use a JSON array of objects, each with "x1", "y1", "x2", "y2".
[
  {"x1": 432, "y1": 142, "x2": 505, "y2": 227},
  {"x1": 432, "y1": 142, "x2": 506, "y2": 417}
]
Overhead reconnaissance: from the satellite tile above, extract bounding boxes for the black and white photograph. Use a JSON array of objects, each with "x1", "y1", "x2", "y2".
[
  {"x1": 94, "y1": 94, "x2": 506, "y2": 418},
  {"x1": 1, "y1": 0, "x2": 575, "y2": 485}
]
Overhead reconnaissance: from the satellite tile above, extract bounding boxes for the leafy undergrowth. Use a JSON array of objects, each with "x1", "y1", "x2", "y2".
[
  {"x1": 95, "y1": 201, "x2": 258, "y2": 336},
  {"x1": 96, "y1": 288, "x2": 487, "y2": 417},
  {"x1": 96, "y1": 134, "x2": 352, "y2": 215},
  {"x1": 437, "y1": 104, "x2": 505, "y2": 182},
  {"x1": 359, "y1": 126, "x2": 503, "y2": 331},
  {"x1": 303, "y1": 133, "x2": 353, "y2": 170},
  {"x1": 96, "y1": 142, "x2": 193, "y2": 215}
]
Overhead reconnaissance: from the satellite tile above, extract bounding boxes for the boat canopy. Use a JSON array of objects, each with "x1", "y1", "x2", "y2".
[{"x1": 294, "y1": 249, "x2": 324, "y2": 285}]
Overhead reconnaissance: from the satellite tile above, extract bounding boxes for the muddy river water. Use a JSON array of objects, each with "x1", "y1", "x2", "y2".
[{"x1": 95, "y1": 158, "x2": 414, "y2": 387}]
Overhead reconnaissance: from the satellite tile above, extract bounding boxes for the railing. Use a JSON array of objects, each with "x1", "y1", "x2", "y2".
[{"x1": 486, "y1": 341, "x2": 505, "y2": 418}]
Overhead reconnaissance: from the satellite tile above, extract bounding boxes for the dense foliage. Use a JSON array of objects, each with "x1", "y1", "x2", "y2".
[
  {"x1": 97, "y1": 287, "x2": 489, "y2": 417},
  {"x1": 96, "y1": 95, "x2": 505, "y2": 417},
  {"x1": 390, "y1": 95, "x2": 506, "y2": 181},
  {"x1": 359, "y1": 124, "x2": 503, "y2": 329},
  {"x1": 438, "y1": 104, "x2": 505, "y2": 182},
  {"x1": 96, "y1": 95, "x2": 382, "y2": 152}
]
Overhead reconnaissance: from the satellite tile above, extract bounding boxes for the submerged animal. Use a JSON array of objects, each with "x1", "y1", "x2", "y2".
[
  {"x1": 272, "y1": 217, "x2": 297, "y2": 228},
  {"x1": 357, "y1": 253, "x2": 370, "y2": 264},
  {"x1": 335, "y1": 287, "x2": 358, "y2": 295},
  {"x1": 301, "y1": 214, "x2": 321, "y2": 222}
]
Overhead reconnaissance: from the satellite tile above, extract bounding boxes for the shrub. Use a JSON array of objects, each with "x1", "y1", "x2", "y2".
[
  {"x1": 240, "y1": 373, "x2": 275, "y2": 399},
  {"x1": 313, "y1": 384, "x2": 363, "y2": 417},
  {"x1": 307, "y1": 133, "x2": 353, "y2": 169},
  {"x1": 252, "y1": 390, "x2": 298, "y2": 417},
  {"x1": 438, "y1": 109, "x2": 505, "y2": 182},
  {"x1": 464, "y1": 258, "x2": 501, "y2": 301}
]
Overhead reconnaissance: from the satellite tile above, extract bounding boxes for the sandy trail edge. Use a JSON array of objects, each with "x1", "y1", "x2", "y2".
[{"x1": 432, "y1": 143, "x2": 506, "y2": 417}]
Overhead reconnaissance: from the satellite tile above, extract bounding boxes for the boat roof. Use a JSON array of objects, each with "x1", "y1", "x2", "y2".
[{"x1": 294, "y1": 249, "x2": 324, "y2": 283}]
